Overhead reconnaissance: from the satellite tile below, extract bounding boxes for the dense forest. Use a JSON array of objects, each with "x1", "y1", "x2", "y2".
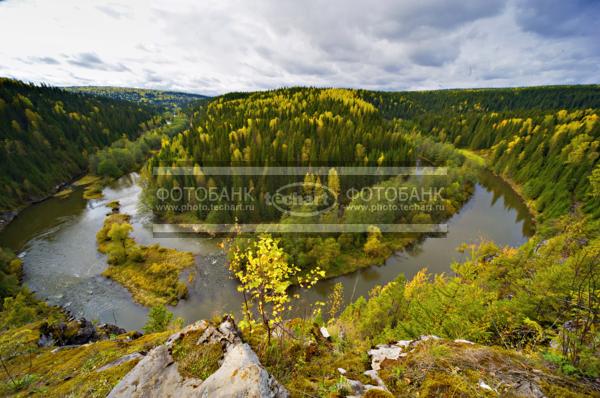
[
  {"x1": 143, "y1": 88, "x2": 478, "y2": 276},
  {"x1": 144, "y1": 86, "x2": 599, "y2": 277},
  {"x1": 147, "y1": 86, "x2": 600, "y2": 224},
  {"x1": 89, "y1": 114, "x2": 188, "y2": 179},
  {"x1": 360, "y1": 85, "x2": 600, "y2": 119},
  {"x1": 0, "y1": 78, "x2": 154, "y2": 211},
  {"x1": 145, "y1": 88, "x2": 415, "y2": 222},
  {"x1": 361, "y1": 86, "x2": 600, "y2": 222}
]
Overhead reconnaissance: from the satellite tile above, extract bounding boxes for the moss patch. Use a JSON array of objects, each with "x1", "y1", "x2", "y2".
[
  {"x1": 83, "y1": 183, "x2": 104, "y2": 200},
  {"x1": 376, "y1": 340, "x2": 597, "y2": 398},
  {"x1": 171, "y1": 328, "x2": 223, "y2": 380},
  {"x1": 72, "y1": 175, "x2": 102, "y2": 187},
  {"x1": 458, "y1": 148, "x2": 487, "y2": 168}
]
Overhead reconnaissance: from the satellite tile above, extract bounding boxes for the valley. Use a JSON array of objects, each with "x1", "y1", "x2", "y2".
[{"x1": 0, "y1": 81, "x2": 598, "y2": 397}]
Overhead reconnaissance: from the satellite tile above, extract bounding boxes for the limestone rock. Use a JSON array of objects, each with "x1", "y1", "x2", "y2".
[
  {"x1": 511, "y1": 380, "x2": 546, "y2": 398},
  {"x1": 107, "y1": 345, "x2": 203, "y2": 398},
  {"x1": 454, "y1": 339, "x2": 475, "y2": 345},
  {"x1": 368, "y1": 344, "x2": 404, "y2": 371},
  {"x1": 197, "y1": 343, "x2": 288, "y2": 397},
  {"x1": 108, "y1": 317, "x2": 289, "y2": 398}
]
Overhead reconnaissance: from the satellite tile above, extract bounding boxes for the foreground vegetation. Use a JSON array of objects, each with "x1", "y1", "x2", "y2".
[
  {"x1": 0, "y1": 319, "x2": 170, "y2": 397},
  {"x1": 96, "y1": 207, "x2": 194, "y2": 306}
]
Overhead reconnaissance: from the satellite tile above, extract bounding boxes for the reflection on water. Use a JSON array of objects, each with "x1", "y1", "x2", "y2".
[
  {"x1": 0, "y1": 171, "x2": 533, "y2": 330},
  {"x1": 295, "y1": 169, "x2": 534, "y2": 309}
]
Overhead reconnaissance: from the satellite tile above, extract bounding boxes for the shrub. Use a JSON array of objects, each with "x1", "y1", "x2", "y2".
[{"x1": 143, "y1": 305, "x2": 174, "y2": 333}]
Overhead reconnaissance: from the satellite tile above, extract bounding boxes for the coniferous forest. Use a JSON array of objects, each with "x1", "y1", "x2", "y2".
[{"x1": 0, "y1": 78, "x2": 154, "y2": 211}]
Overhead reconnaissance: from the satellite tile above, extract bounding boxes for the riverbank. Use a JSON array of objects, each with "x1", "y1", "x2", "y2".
[
  {"x1": 319, "y1": 180, "x2": 476, "y2": 280},
  {"x1": 0, "y1": 166, "x2": 534, "y2": 330},
  {"x1": 0, "y1": 171, "x2": 88, "y2": 233},
  {"x1": 459, "y1": 148, "x2": 538, "y2": 221}
]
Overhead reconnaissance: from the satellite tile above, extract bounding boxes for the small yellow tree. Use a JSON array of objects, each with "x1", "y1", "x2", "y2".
[
  {"x1": 229, "y1": 235, "x2": 324, "y2": 344},
  {"x1": 364, "y1": 225, "x2": 390, "y2": 258},
  {"x1": 107, "y1": 222, "x2": 133, "y2": 264},
  {"x1": 327, "y1": 167, "x2": 341, "y2": 199}
]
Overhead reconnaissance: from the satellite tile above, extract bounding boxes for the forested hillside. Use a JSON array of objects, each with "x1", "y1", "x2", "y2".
[
  {"x1": 361, "y1": 85, "x2": 600, "y2": 119},
  {"x1": 64, "y1": 86, "x2": 209, "y2": 110},
  {"x1": 144, "y1": 88, "x2": 479, "y2": 277},
  {"x1": 146, "y1": 87, "x2": 416, "y2": 223},
  {"x1": 361, "y1": 86, "x2": 600, "y2": 222},
  {"x1": 0, "y1": 78, "x2": 154, "y2": 211}
]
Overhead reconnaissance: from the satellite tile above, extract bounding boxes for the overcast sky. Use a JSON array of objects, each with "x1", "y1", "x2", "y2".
[{"x1": 0, "y1": 0, "x2": 598, "y2": 95}]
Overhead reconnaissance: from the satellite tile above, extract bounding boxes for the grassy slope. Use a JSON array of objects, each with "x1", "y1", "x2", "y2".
[{"x1": 0, "y1": 321, "x2": 169, "y2": 397}]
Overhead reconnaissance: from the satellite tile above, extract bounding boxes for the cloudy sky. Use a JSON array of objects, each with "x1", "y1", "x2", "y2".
[{"x1": 0, "y1": 0, "x2": 598, "y2": 95}]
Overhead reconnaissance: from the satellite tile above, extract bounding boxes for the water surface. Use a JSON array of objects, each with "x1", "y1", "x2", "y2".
[{"x1": 0, "y1": 171, "x2": 533, "y2": 330}]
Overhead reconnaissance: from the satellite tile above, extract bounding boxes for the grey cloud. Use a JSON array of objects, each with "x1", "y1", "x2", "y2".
[
  {"x1": 480, "y1": 66, "x2": 515, "y2": 81},
  {"x1": 144, "y1": 70, "x2": 163, "y2": 83},
  {"x1": 382, "y1": 64, "x2": 406, "y2": 74},
  {"x1": 67, "y1": 52, "x2": 130, "y2": 72},
  {"x1": 369, "y1": 0, "x2": 507, "y2": 39},
  {"x1": 244, "y1": 0, "x2": 507, "y2": 82},
  {"x1": 410, "y1": 50, "x2": 457, "y2": 67},
  {"x1": 36, "y1": 56, "x2": 60, "y2": 64},
  {"x1": 68, "y1": 52, "x2": 103, "y2": 67},
  {"x1": 408, "y1": 40, "x2": 461, "y2": 67},
  {"x1": 514, "y1": 0, "x2": 600, "y2": 37},
  {"x1": 1, "y1": 0, "x2": 599, "y2": 94},
  {"x1": 67, "y1": 72, "x2": 95, "y2": 84},
  {"x1": 96, "y1": 4, "x2": 130, "y2": 19},
  {"x1": 20, "y1": 56, "x2": 60, "y2": 65},
  {"x1": 282, "y1": 61, "x2": 335, "y2": 77}
]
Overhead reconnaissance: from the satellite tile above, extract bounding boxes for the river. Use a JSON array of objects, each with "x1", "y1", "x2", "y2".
[{"x1": 0, "y1": 171, "x2": 533, "y2": 330}]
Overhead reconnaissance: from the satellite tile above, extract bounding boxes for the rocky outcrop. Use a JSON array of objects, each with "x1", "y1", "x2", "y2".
[
  {"x1": 0, "y1": 210, "x2": 18, "y2": 232},
  {"x1": 198, "y1": 342, "x2": 288, "y2": 397},
  {"x1": 108, "y1": 344, "x2": 203, "y2": 397},
  {"x1": 367, "y1": 335, "x2": 444, "y2": 372},
  {"x1": 38, "y1": 318, "x2": 127, "y2": 347},
  {"x1": 108, "y1": 316, "x2": 289, "y2": 398},
  {"x1": 340, "y1": 335, "x2": 599, "y2": 398},
  {"x1": 337, "y1": 335, "x2": 447, "y2": 396}
]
